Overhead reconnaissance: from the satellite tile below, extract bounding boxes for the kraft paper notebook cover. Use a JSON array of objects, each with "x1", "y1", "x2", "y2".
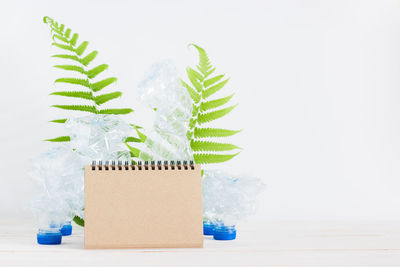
[{"x1": 84, "y1": 160, "x2": 203, "y2": 249}]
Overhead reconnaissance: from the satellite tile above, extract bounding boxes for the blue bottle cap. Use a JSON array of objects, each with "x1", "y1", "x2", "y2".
[
  {"x1": 37, "y1": 231, "x2": 62, "y2": 245},
  {"x1": 203, "y1": 221, "x2": 215, "y2": 235},
  {"x1": 213, "y1": 225, "x2": 236, "y2": 240},
  {"x1": 60, "y1": 223, "x2": 72, "y2": 236}
]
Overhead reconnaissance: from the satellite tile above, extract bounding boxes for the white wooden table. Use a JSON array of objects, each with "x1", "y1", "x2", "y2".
[{"x1": 1, "y1": 219, "x2": 400, "y2": 266}]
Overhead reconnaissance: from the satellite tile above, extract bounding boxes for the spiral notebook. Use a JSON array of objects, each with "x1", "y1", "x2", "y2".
[{"x1": 84, "y1": 160, "x2": 203, "y2": 249}]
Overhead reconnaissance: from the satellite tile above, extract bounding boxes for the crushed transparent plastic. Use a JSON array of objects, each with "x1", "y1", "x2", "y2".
[
  {"x1": 29, "y1": 145, "x2": 84, "y2": 229},
  {"x1": 202, "y1": 169, "x2": 265, "y2": 226},
  {"x1": 65, "y1": 114, "x2": 133, "y2": 162},
  {"x1": 137, "y1": 61, "x2": 193, "y2": 161},
  {"x1": 30, "y1": 115, "x2": 133, "y2": 229}
]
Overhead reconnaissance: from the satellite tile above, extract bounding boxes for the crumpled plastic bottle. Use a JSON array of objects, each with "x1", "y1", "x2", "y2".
[
  {"x1": 29, "y1": 145, "x2": 84, "y2": 244},
  {"x1": 65, "y1": 114, "x2": 133, "y2": 162},
  {"x1": 202, "y1": 169, "x2": 265, "y2": 240},
  {"x1": 30, "y1": 115, "x2": 134, "y2": 244},
  {"x1": 136, "y1": 60, "x2": 193, "y2": 161}
]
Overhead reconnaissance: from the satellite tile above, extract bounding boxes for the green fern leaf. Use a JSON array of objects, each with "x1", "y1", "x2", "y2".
[
  {"x1": 52, "y1": 104, "x2": 97, "y2": 113},
  {"x1": 194, "y1": 128, "x2": 241, "y2": 138},
  {"x1": 53, "y1": 65, "x2": 86, "y2": 75},
  {"x1": 200, "y1": 94, "x2": 234, "y2": 111},
  {"x1": 87, "y1": 64, "x2": 108, "y2": 79},
  {"x1": 91, "y1": 77, "x2": 117, "y2": 92},
  {"x1": 188, "y1": 67, "x2": 203, "y2": 82},
  {"x1": 76, "y1": 41, "x2": 88, "y2": 56},
  {"x1": 135, "y1": 127, "x2": 147, "y2": 142},
  {"x1": 52, "y1": 54, "x2": 81, "y2": 64},
  {"x1": 53, "y1": 34, "x2": 69, "y2": 43},
  {"x1": 204, "y1": 74, "x2": 224, "y2": 88},
  {"x1": 50, "y1": 27, "x2": 63, "y2": 36},
  {"x1": 52, "y1": 42, "x2": 75, "y2": 52},
  {"x1": 125, "y1": 137, "x2": 142, "y2": 143},
  {"x1": 98, "y1": 108, "x2": 133, "y2": 115},
  {"x1": 191, "y1": 140, "x2": 240, "y2": 152},
  {"x1": 203, "y1": 78, "x2": 230, "y2": 99},
  {"x1": 125, "y1": 142, "x2": 141, "y2": 158},
  {"x1": 182, "y1": 44, "x2": 241, "y2": 165},
  {"x1": 181, "y1": 79, "x2": 200, "y2": 103},
  {"x1": 197, "y1": 105, "x2": 237, "y2": 124},
  {"x1": 50, "y1": 91, "x2": 93, "y2": 101},
  {"x1": 64, "y1": 28, "x2": 71, "y2": 38},
  {"x1": 190, "y1": 44, "x2": 212, "y2": 76},
  {"x1": 73, "y1": 215, "x2": 84, "y2": 227},
  {"x1": 70, "y1": 33, "x2": 79, "y2": 46},
  {"x1": 206, "y1": 67, "x2": 216, "y2": 77},
  {"x1": 59, "y1": 24, "x2": 65, "y2": 32},
  {"x1": 43, "y1": 16, "x2": 52, "y2": 23},
  {"x1": 186, "y1": 67, "x2": 203, "y2": 92},
  {"x1": 94, "y1": 91, "x2": 122, "y2": 105},
  {"x1": 81, "y1": 51, "x2": 98, "y2": 66},
  {"x1": 193, "y1": 153, "x2": 240, "y2": 164},
  {"x1": 55, "y1": 78, "x2": 90, "y2": 88},
  {"x1": 50, "y1": 118, "x2": 68, "y2": 123},
  {"x1": 44, "y1": 136, "x2": 71, "y2": 142}
]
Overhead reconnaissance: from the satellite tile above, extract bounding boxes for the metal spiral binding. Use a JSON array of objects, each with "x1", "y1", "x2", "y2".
[{"x1": 91, "y1": 160, "x2": 195, "y2": 170}]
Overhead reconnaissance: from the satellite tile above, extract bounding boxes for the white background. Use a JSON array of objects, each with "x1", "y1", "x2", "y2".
[{"x1": 0, "y1": 0, "x2": 400, "y2": 222}]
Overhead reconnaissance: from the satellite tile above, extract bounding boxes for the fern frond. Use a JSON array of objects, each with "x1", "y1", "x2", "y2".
[
  {"x1": 50, "y1": 118, "x2": 68, "y2": 123},
  {"x1": 197, "y1": 105, "x2": 237, "y2": 124},
  {"x1": 125, "y1": 137, "x2": 142, "y2": 143},
  {"x1": 64, "y1": 28, "x2": 71, "y2": 38},
  {"x1": 53, "y1": 65, "x2": 86, "y2": 75},
  {"x1": 190, "y1": 44, "x2": 212, "y2": 77},
  {"x1": 191, "y1": 140, "x2": 240, "y2": 152},
  {"x1": 50, "y1": 91, "x2": 93, "y2": 101},
  {"x1": 125, "y1": 142, "x2": 141, "y2": 158},
  {"x1": 183, "y1": 44, "x2": 241, "y2": 165},
  {"x1": 135, "y1": 127, "x2": 147, "y2": 142},
  {"x1": 70, "y1": 33, "x2": 79, "y2": 46},
  {"x1": 52, "y1": 54, "x2": 81, "y2": 64},
  {"x1": 200, "y1": 94, "x2": 234, "y2": 112},
  {"x1": 76, "y1": 41, "x2": 88, "y2": 56},
  {"x1": 87, "y1": 64, "x2": 108, "y2": 79},
  {"x1": 204, "y1": 74, "x2": 224, "y2": 88},
  {"x1": 51, "y1": 27, "x2": 63, "y2": 36},
  {"x1": 98, "y1": 108, "x2": 133, "y2": 115},
  {"x1": 193, "y1": 153, "x2": 240, "y2": 164},
  {"x1": 186, "y1": 67, "x2": 203, "y2": 92},
  {"x1": 44, "y1": 136, "x2": 71, "y2": 142},
  {"x1": 203, "y1": 78, "x2": 230, "y2": 99},
  {"x1": 44, "y1": 16, "x2": 135, "y2": 164},
  {"x1": 52, "y1": 104, "x2": 97, "y2": 113},
  {"x1": 194, "y1": 128, "x2": 241, "y2": 138},
  {"x1": 52, "y1": 42, "x2": 75, "y2": 52},
  {"x1": 55, "y1": 78, "x2": 90, "y2": 88},
  {"x1": 43, "y1": 16, "x2": 52, "y2": 23},
  {"x1": 81, "y1": 51, "x2": 98, "y2": 66},
  {"x1": 181, "y1": 79, "x2": 200, "y2": 103},
  {"x1": 73, "y1": 216, "x2": 84, "y2": 227},
  {"x1": 94, "y1": 92, "x2": 122, "y2": 105},
  {"x1": 206, "y1": 67, "x2": 216, "y2": 77},
  {"x1": 187, "y1": 67, "x2": 203, "y2": 82},
  {"x1": 53, "y1": 34, "x2": 69, "y2": 43},
  {"x1": 91, "y1": 77, "x2": 117, "y2": 92}
]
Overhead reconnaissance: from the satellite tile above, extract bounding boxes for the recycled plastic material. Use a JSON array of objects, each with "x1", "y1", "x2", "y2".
[
  {"x1": 202, "y1": 169, "x2": 265, "y2": 226},
  {"x1": 137, "y1": 60, "x2": 193, "y2": 161}
]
